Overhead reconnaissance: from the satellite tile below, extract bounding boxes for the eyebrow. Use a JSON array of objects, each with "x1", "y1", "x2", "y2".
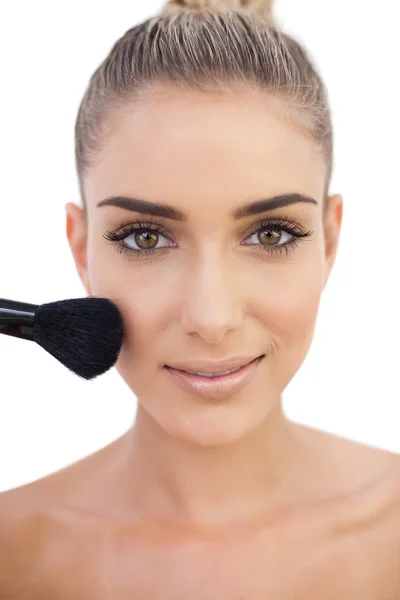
[{"x1": 96, "y1": 192, "x2": 318, "y2": 220}]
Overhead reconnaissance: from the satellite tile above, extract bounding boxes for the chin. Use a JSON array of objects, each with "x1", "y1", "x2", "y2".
[{"x1": 152, "y1": 401, "x2": 270, "y2": 448}]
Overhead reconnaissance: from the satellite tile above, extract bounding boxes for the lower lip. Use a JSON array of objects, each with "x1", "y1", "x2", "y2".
[{"x1": 163, "y1": 355, "x2": 264, "y2": 400}]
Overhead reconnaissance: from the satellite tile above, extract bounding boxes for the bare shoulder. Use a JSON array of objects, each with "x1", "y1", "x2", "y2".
[
  {"x1": 0, "y1": 439, "x2": 113, "y2": 540},
  {"x1": 292, "y1": 423, "x2": 400, "y2": 596},
  {"x1": 0, "y1": 481, "x2": 94, "y2": 597},
  {"x1": 0, "y1": 480, "x2": 60, "y2": 556},
  {"x1": 0, "y1": 485, "x2": 44, "y2": 593},
  {"x1": 0, "y1": 441, "x2": 114, "y2": 594},
  {"x1": 294, "y1": 422, "x2": 400, "y2": 523}
]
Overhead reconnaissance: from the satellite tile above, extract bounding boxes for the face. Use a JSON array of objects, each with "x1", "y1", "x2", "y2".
[{"x1": 66, "y1": 88, "x2": 343, "y2": 447}]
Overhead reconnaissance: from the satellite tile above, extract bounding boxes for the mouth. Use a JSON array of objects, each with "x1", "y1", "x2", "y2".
[{"x1": 163, "y1": 354, "x2": 265, "y2": 400}]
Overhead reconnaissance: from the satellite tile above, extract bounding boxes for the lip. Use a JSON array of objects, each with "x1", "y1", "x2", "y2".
[
  {"x1": 165, "y1": 355, "x2": 263, "y2": 374},
  {"x1": 163, "y1": 355, "x2": 265, "y2": 400}
]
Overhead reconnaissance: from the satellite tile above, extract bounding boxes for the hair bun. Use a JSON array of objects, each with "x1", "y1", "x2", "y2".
[{"x1": 160, "y1": 0, "x2": 274, "y2": 22}]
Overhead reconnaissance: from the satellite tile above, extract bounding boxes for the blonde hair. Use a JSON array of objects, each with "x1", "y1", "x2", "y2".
[{"x1": 75, "y1": 0, "x2": 333, "y2": 214}]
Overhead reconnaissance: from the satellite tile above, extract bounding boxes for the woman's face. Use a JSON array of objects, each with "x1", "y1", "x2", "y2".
[{"x1": 66, "y1": 88, "x2": 342, "y2": 447}]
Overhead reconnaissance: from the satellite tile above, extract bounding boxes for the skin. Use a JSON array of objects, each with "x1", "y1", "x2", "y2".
[{"x1": 0, "y1": 87, "x2": 399, "y2": 598}]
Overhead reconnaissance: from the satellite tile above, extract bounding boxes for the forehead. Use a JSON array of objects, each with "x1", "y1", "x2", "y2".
[{"x1": 84, "y1": 89, "x2": 326, "y2": 210}]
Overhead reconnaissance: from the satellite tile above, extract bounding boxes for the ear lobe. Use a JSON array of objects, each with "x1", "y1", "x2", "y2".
[{"x1": 65, "y1": 202, "x2": 92, "y2": 296}]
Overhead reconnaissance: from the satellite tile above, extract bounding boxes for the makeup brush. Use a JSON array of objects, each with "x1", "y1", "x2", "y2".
[{"x1": 0, "y1": 297, "x2": 124, "y2": 380}]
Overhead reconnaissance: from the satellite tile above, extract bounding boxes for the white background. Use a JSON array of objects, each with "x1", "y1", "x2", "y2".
[{"x1": 0, "y1": 0, "x2": 398, "y2": 493}]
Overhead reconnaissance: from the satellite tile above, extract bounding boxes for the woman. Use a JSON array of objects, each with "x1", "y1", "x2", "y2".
[{"x1": 1, "y1": 0, "x2": 399, "y2": 597}]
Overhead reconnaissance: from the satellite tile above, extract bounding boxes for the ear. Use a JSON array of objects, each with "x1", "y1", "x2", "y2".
[
  {"x1": 65, "y1": 202, "x2": 93, "y2": 296},
  {"x1": 323, "y1": 193, "x2": 343, "y2": 289}
]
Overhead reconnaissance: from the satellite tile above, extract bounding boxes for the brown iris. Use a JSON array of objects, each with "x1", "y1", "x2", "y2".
[
  {"x1": 258, "y1": 228, "x2": 281, "y2": 245},
  {"x1": 135, "y1": 230, "x2": 158, "y2": 249}
]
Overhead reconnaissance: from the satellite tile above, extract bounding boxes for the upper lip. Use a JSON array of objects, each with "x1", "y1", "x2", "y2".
[{"x1": 165, "y1": 355, "x2": 263, "y2": 374}]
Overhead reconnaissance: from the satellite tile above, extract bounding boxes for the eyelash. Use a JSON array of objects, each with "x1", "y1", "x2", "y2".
[{"x1": 103, "y1": 215, "x2": 313, "y2": 259}]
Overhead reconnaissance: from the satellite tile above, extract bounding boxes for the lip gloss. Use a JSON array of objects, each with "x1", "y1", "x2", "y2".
[{"x1": 164, "y1": 355, "x2": 264, "y2": 400}]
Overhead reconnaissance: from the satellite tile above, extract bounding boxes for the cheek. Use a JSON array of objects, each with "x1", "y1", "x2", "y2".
[
  {"x1": 86, "y1": 253, "x2": 176, "y2": 367},
  {"x1": 274, "y1": 287, "x2": 321, "y2": 347},
  {"x1": 249, "y1": 259, "x2": 324, "y2": 374},
  {"x1": 274, "y1": 291, "x2": 321, "y2": 389},
  {"x1": 119, "y1": 295, "x2": 167, "y2": 356}
]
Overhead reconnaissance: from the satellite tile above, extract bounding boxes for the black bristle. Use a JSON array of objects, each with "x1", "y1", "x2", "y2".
[{"x1": 33, "y1": 297, "x2": 124, "y2": 380}]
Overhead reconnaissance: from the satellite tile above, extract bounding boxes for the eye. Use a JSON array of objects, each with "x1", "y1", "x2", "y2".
[
  {"x1": 241, "y1": 218, "x2": 313, "y2": 256},
  {"x1": 124, "y1": 228, "x2": 170, "y2": 251},
  {"x1": 103, "y1": 220, "x2": 176, "y2": 258},
  {"x1": 243, "y1": 227, "x2": 293, "y2": 247}
]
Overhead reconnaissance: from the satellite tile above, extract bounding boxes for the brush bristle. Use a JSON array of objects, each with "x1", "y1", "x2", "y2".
[{"x1": 33, "y1": 297, "x2": 124, "y2": 380}]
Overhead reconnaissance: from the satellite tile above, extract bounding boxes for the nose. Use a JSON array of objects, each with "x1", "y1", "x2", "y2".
[{"x1": 179, "y1": 252, "x2": 243, "y2": 345}]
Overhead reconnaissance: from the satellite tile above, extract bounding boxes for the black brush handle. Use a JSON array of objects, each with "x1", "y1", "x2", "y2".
[{"x1": 0, "y1": 298, "x2": 39, "y2": 341}]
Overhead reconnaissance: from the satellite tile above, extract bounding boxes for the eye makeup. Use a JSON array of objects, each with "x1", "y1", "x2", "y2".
[{"x1": 103, "y1": 213, "x2": 313, "y2": 260}]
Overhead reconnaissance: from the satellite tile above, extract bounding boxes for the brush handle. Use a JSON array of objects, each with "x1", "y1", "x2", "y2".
[{"x1": 0, "y1": 298, "x2": 39, "y2": 341}]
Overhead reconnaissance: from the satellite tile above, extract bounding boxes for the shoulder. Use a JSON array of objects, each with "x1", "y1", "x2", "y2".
[
  {"x1": 0, "y1": 487, "x2": 35, "y2": 592},
  {"x1": 293, "y1": 422, "x2": 400, "y2": 515},
  {"x1": 295, "y1": 426, "x2": 400, "y2": 591},
  {"x1": 0, "y1": 485, "x2": 52, "y2": 584},
  {"x1": 0, "y1": 482, "x2": 83, "y2": 594},
  {"x1": 295, "y1": 422, "x2": 400, "y2": 483},
  {"x1": 320, "y1": 428, "x2": 400, "y2": 531},
  {"x1": 0, "y1": 479, "x2": 117, "y2": 596},
  {"x1": 341, "y1": 456, "x2": 400, "y2": 594}
]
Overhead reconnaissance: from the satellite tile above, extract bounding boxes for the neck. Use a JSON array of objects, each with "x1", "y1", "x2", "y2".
[{"x1": 122, "y1": 403, "x2": 313, "y2": 528}]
